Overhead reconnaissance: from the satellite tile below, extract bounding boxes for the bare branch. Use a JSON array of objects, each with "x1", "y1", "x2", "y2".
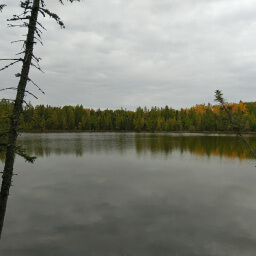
[
  {"x1": 30, "y1": 61, "x2": 44, "y2": 73},
  {"x1": 0, "y1": 60, "x2": 23, "y2": 72},
  {"x1": 59, "y1": 0, "x2": 81, "y2": 4},
  {"x1": 22, "y1": 99, "x2": 31, "y2": 108},
  {"x1": 37, "y1": 21, "x2": 46, "y2": 31},
  {"x1": 15, "y1": 51, "x2": 26, "y2": 56},
  {"x1": 34, "y1": 36, "x2": 43, "y2": 45},
  {"x1": 0, "y1": 87, "x2": 17, "y2": 92},
  {"x1": 40, "y1": 0, "x2": 46, "y2": 8},
  {"x1": 7, "y1": 16, "x2": 30, "y2": 22},
  {"x1": 28, "y1": 78, "x2": 45, "y2": 95},
  {"x1": 35, "y1": 29, "x2": 42, "y2": 40},
  {"x1": 20, "y1": 1, "x2": 32, "y2": 11},
  {"x1": 35, "y1": 26, "x2": 43, "y2": 35},
  {"x1": 11, "y1": 40, "x2": 25, "y2": 44},
  {"x1": 7, "y1": 23, "x2": 28, "y2": 28},
  {"x1": 25, "y1": 90, "x2": 38, "y2": 99},
  {"x1": 32, "y1": 54, "x2": 41, "y2": 63},
  {"x1": 15, "y1": 73, "x2": 45, "y2": 94},
  {"x1": 0, "y1": 58, "x2": 23, "y2": 61},
  {"x1": 39, "y1": 8, "x2": 45, "y2": 17}
]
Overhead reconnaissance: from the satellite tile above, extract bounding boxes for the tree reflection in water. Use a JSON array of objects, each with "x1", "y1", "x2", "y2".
[{"x1": 1, "y1": 133, "x2": 254, "y2": 162}]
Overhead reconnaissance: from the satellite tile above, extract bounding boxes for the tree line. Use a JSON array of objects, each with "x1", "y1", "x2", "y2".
[{"x1": 1, "y1": 100, "x2": 256, "y2": 132}]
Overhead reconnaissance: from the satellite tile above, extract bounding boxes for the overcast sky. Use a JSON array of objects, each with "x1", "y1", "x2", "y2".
[{"x1": 1, "y1": 0, "x2": 256, "y2": 110}]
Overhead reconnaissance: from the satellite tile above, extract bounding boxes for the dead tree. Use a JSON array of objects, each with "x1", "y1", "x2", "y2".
[
  {"x1": 214, "y1": 89, "x2": 256, "y2": 159},
  {"x1": 0, "y1": 0, "x2": 80, "y2": 238}
]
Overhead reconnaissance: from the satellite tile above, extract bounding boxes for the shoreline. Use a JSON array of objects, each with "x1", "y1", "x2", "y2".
[{"x1": 19, "y1": 130, "x2": 256, "y2": 135}]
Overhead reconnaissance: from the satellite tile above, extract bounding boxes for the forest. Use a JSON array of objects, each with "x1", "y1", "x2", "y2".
[{"x1": 0, "y1": 100, "x2": 256, "y2": 132}]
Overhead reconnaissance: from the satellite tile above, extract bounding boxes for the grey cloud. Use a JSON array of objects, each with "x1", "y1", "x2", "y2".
[{"x1": 1, "y1": 0, "x2": 256, "y2": 110}]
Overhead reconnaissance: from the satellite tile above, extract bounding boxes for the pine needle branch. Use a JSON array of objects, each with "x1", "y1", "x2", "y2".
[
  {"x1": 39, "y1": 8, "x2": 65, "y2": 28},
  {"x1": 0, "y1": 87, "x2": 17, "y2": 92}
]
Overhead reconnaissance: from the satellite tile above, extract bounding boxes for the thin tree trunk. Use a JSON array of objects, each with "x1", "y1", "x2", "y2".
[
  {"x1": 238, "y1": 133, "x2": 256, "y2": 159},
  {"x1": 0, "y1": 0, "x2": 40, "y2": 238}
]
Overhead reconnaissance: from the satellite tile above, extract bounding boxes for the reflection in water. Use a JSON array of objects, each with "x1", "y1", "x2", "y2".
[
  {"x1": 0, "y1": 133, "x2": 256, "y2": 256},
  {"x1": 13, "y1": 132, "x2": 256, "y2": 160},
  {"x1": 135, "y1": 133, "x2": 256, "y2": 160},
  {"x1": 15, "y1": 133, "x2": 135, "y2": 158}
]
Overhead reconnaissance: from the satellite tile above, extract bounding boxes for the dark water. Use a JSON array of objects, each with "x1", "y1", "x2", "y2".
[{"x1": 1, "y1": 133, "x2": 256, "y2": 256}]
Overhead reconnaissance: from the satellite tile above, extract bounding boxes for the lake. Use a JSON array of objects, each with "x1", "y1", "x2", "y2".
[{"x1": 0, "y1": 132, "x2": 256, "y2": 256}]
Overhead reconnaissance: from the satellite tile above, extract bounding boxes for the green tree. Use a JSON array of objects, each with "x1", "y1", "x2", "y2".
[{"x1": 134, "y1": 107, "x2": 144, "y2": 132}]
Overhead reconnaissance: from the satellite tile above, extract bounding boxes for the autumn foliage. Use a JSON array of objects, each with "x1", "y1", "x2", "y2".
[{"x1": 0, "y1": 100, "x2": 256, "y2": 133}]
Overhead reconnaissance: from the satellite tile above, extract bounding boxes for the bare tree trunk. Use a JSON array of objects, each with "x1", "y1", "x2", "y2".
[{"x1": 0, "y1": 0, "x2": 40, "y2": 238}]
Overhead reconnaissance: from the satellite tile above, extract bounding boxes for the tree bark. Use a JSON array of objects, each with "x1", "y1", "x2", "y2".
[{"x1": 0, "y1": 0, "x2": 40, "y2": 238}]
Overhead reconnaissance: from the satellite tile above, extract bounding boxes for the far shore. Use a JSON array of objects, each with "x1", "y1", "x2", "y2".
[{"x1": 19, "y1": 130, "x2": 256, "y2": 134}]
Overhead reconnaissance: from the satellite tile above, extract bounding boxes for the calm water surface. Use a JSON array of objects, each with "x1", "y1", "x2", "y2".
[{"x1": 1, "y1": 133, "x2": 256, "y2": 256}]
